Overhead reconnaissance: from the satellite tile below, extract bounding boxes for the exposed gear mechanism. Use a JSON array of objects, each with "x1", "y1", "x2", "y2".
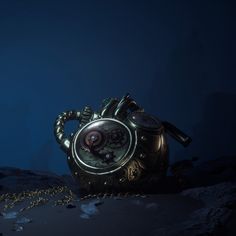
[
  {"x1": 80, "y1": 129, "x2": 107, "y2": 152},
  {"x1": 107, "y1": 128, "x2": 128, "y2": 148}
]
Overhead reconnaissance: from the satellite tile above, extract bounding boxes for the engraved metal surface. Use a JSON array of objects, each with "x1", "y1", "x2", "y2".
[
  {"x1": 71, "y1": 118, "x2": 137, "y2": 175},
  {"x1": 54, "y1": 94, "x2": 191, "y2": 195}
]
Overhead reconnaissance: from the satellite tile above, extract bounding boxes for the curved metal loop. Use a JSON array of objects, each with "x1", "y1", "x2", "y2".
[
  {"x1": 54, "y1": 110, "x2": 81, "y2": 152},
  {"x1": 100, "y1": 98, "x2": 119, "y2": 118},
  {"x1": 113, "y1": 93, "x2": 142, "y2": 119}
]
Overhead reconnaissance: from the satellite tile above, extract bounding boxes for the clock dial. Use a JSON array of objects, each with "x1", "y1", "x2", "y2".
[{"x1": 72, "y1": 118, "x2": 134, "y2": 174}]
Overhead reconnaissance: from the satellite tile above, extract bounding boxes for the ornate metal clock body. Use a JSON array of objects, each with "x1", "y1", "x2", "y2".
[{"x1": 54, "y1": 94, "x2": 191, "y2": 195}]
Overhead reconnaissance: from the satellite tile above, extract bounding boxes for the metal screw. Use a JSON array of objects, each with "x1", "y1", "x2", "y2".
[
  {"x1": 139, "y1": 153, "x2": 146, "y2": 159},
  {"x1": 141, "y1": 136, "x2": 147, "y2": 141}
]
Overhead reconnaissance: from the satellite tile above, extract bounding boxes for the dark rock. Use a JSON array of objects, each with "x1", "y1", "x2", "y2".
[
  {"x1": 0, "y1": 157, "x2": 236, "y2": 235},
  {"x1": 154, "y1": 182, "x2": 236, "y2": 236},
  {"x1": 16, "y1": 217, "x2": 32, "y2": 224},
  {"x1": 170, "y1": 159, "x2": 195, "y2": 176},
  {"x1": 0, "y1": 167, "x2": 77, "y2": 193},
  {"x1": 0, "y1": 173, "x2": 6, "y2": 179},
  {"x1": 180, "y1": 182, "x2": 236, "y2": 235},
  {"x1": 66, "y1": 204, "x2": 76, "y2": 209},
  {"x1": 12, "y1": 224, "x2": 23, "y2": 232},
  {"x1": 61, "y1": 174, "x2": 80, "y2": 195},
  {"x1": 94, "y1": 201, "x2": 104, "y2": 207},
  {"x1": 171, "y1": 156, "x2": 236, "y2": 189},
  {"x1": 1, "y1": 156, "x2": 235, "y2": 196}
]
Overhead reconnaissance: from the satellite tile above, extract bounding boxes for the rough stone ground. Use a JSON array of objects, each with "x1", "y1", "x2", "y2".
[{"x1": 0, "y1": 156, "x2": 236, "y2": 236}]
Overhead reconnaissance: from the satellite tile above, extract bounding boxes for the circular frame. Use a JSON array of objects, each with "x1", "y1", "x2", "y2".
[{"x1": 71, "y1": 118, "x2": 137, "y2": 175}]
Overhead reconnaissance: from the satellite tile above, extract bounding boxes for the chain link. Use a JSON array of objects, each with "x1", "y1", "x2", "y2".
[{"x1": 0, "y1": 186, "x2": 147, "y2": 213}]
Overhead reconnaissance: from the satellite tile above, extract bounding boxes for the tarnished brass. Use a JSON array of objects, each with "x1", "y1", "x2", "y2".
[{"x1": 54, "y1": 93, "x2": 191, "y2": 195}]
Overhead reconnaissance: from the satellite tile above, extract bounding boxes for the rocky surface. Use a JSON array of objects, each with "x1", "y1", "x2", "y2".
[
  {"x1": 0, "y1": 167, "x2": 79, "y2": 194},
  {"x1": 171, "y1": 156, "x2": 236, "y2": 188},
  {"x1": 1, "y1": 156, "x2": 236, "y2": 195},
  {"x1": 0, "y1": 156, "x2": 236, "y2": 235},
  {"x1": 154, "y1": 182, "x2": 236, "y2": 236}
]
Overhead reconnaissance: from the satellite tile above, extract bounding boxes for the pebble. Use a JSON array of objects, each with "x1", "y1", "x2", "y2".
[
  {"x1": 16, "y1": 217, "x2": 32, "y2": 224},
  {"x1": 146, "y1": 203, "x2": 158, "y2": 209},
  {"x1": 66, "y1": 204, "x2": 76, "y2": 209},
  {"x1": 94, "y1": 201, "x2": 104, "y2": 207},
  {"x1": 12, "y1": 224, "x2": 23, "y2": 232},
  {"x1": 2, "y1": 211, "x2": 18, "y2": 219},
  {"x1": 80, "y1": 201, "x2": 99, "y2": 215}
]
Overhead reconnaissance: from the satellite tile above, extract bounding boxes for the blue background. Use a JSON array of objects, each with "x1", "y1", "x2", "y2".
[{"x1": 0, "y1": 0, "x2": 235, "y2": 174}]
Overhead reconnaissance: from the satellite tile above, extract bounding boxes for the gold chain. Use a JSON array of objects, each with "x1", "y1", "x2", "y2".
[
  {"x1": 0, "y1": 186, "x2": 76, "y2": 213},
  {"x1": 0, "y1": 186, "x2": 147, "y2": 214}
]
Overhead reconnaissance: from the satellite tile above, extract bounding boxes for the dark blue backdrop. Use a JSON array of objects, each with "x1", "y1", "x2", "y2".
[{"x1": 0, "y1": 0, "x2": 235, "y2": 174}]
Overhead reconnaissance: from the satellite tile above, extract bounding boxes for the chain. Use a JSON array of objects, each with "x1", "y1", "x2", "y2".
[
  {"x1": 0, "y1": 186, "x2": 75, "y2": 213},
  {"x1": 79, "y1": 192, "x2": 147, "y2": 201},
  {"x1": 0, "y1": 186, "x2": 147, "y2": 214}
]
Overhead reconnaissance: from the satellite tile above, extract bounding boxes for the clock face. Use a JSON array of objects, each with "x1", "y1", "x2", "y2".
[
  {"x1": 127, "y1": 111, "x2": 162, "y2": 131},
  {"x1": 72, "y1": 118, "x2": 135, "y2": 174}
]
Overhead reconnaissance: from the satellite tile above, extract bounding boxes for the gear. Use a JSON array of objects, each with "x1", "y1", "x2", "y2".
[
  {"x1": 80, "y1": 129, "x2": 107, "y2": 152},
  {"x1": 107, "y1": 128, "x2": 128, "y2": 148},
  {"x1": 79, "y1": 106, "x2": 93, "y2": 128}
]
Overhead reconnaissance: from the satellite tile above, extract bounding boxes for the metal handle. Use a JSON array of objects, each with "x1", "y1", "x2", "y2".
[
  {"x1": 54, "y1": 110, "x2": 81, "y2": 153},
  {"x1": 162, "y1": 121, "x2": 192, "y2": 147}
]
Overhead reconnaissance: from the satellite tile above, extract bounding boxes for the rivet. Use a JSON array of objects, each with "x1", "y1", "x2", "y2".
[
  {"x1": 67, "y1": 156, "x2": 70, "y2": 160},
  {"x1": 139, "y1": 153, "x2": 146, "y2": 159},
  {"x1": 104, "y1": 181, "x2": 107, "y2": 185},
  {"x1": 141, "y1": 136, "x2": 147, "y2": 141},
  {"x1": 119, "y1": 177, "x2": 125, "y2": 182},
  {"x1": 74, "y1": 172, "x2": 78, "y2": 176}
]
